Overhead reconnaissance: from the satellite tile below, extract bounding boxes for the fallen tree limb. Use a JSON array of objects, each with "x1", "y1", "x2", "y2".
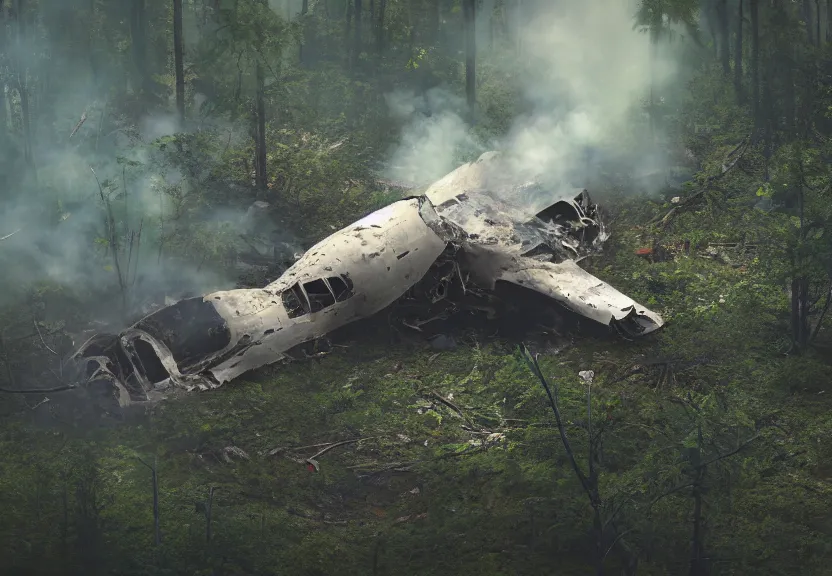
[
  {"x1": 33, "y1": 319, "x2": 58, "y2": 356},
  {"x1": 652, "y1": 136, "x2": 751, "y2": 228},
  {"x1": 349, "y1": 443, "x2": 491, "y2": 475},
  {"x1": 0, "y1": 229, "x2": 20, "y2": 242},
  {"x1": 0, "y1": 383, "x2": 77, "y2": 394}
]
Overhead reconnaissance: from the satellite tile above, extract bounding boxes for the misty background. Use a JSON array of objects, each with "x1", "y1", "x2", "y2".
[{"x1": 0, "y1": 0, "x2": 696, "y2": 330}]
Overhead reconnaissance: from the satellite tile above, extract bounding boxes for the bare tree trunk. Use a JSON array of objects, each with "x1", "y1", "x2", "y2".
[
  {"x1": 152, "y1": 457, "x2": 160, "y2": 546},
  {"x1": 718, "y1": 0, "x2": 730, "y2": 75},
  {"x1": 254, "y1": 59, "x2": 267, "y2": 191},
  {"x1": 803, "y1": 0, "x2": 815, "y2": 44},
  {"x1": 649, "y1": 26, "x2": 659, "y2": 142},
  {"x1": 130, "y1": 0, "x2": 148, "y2": 96},
  {"x1": 734, "y1": 0, "x2": 744, "y2": 102},
  {"x1": 688, "y1": 427, "x2": 707, "y2": 576},
  {"x1": 354, "y1": 0, "x2": 362, "y2": 65},
  {"x1": 15, "y1": 0, "x2": 33, "y2": 172},
  {"x1": 299, "y1": 0, "x2": 309, "y2": 62},
  {"x1": 137, "y1": 456, "x2": 161, "y2": 546},
  {"x1": 206, "y1": 486, "x2": 216, "y2": 543},
  {"x1": 345, "y1": 0, "x2": 353, "y2": 65},
  {"x1": 376, "y1": 0, "x2": 385, "y2": 53},
  {"x1": 0, "y1": 1, "x2": 7, "y2": 142},
  {"x1": 173, "y1": 0, "x2": 185, "y2": 123},
  {"x1": 750, "y1": 0, "x2": 760, "y2": 134},
  {"x1": 463, "y1": 0, "x2": 476, "y2": 113},
  {"x1": 791, "y1": 277, "x2": 811, "y2": 348},
  {"x1": 816, "y1": 0, "x2": 821, "y2": 45},
  {"x1": 431, "y1": 0, "x2": 440, "y2": 44}
]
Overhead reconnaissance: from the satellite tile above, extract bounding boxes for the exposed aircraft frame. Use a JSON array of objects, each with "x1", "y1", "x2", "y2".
[{"x1": 68, "y1": 153, "x2": 664, "y2": 411}]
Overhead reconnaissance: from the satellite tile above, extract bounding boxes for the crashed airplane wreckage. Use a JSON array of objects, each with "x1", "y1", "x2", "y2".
[{"x1": 70, "y1": 152, "x2": 663, "y2": 409}]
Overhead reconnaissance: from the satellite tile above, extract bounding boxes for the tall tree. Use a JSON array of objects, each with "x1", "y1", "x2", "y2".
[
  {"x1": 717, "y1": 0, "x2": 730, "y2": 75},
  {"x1": 254, "y1": 51, "x2": 267, "y2": 191},
  {"x1": 254, "y1": 0, "x2": 268, "y2": 191},
  {"x1": 376, "y1": 0, "x2": 386, "y2": 53},
  {"x1": 634, "y1": 0, "x2": 699, "y2": 140},
  {"x1": 750, "y1": 0, "x2": 760, "y2": 133},
  {"x1": 463, "y1": 0, "x2": 476, "y2": 112},
  {"x1": 130, "y1": 0, "x2": 149, "y2": 98},
  {"x1": 734, "y1": 0, "x2": 744, "y2": 101},
  {"x1": 354, "y1": 0, "x2": 362, "y2": 66},
  {"x1": 173, "y1": 0, "x2": 185, "y2": 123},
  {"x1": 14, "y1": 0, "x2": 32, "y2": 172},
  {"x1": 0, "y1": 0, "x2": 8, "y2": 143}
]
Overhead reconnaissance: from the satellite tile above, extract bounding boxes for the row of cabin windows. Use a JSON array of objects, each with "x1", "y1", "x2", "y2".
[{"x1": 281, "y1": 275, "x2": 354, "y2": 319}]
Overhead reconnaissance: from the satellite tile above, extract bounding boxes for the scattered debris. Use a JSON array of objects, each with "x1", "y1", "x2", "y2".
[
  {"x1": 222, "y1": 446, "x2": 251, "y2": 463},
  {"x1": 578, "y1": 370, "x2": 595, "y2": 384}
]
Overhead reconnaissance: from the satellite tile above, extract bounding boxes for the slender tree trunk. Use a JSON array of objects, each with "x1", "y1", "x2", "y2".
[
  {"x1": 345, "y1": 0, "x2": 353, "y2": 65},
  {"x1": 130, "y1": 0, "x2": 148, "y2": 96},
  {"x1": 463, "y1": 0, "x2": 476, "y2": 113},
  {"x1": 688, "y1": 427, "x2": 707, "y2": 576},
  {"x1": 15, "y1": 0, "x2": 33, "y2": 172},
  {"x1": 254, "y1": 59, "x2": 267, "y2": 191},
  {"x1": 354, "y1": 0, "x2": 362, "y2": 65},
  {"x1": 784, "y1": 50, "x2": 796, "y2": 134},
  {"x1": 689, "y1": 478, "x2": 705, "y2": 575},
  {"x1": 376, "y1": 0, "x2": 386, "y2": 53},
  {"x1": 431, "y1": 0, "x2": 440, "y2": 44},
  {"x1": 705, "y1": 0, "x2": 719, "y2": 59},
  {"x1": 792, "y1": 179, "x2": 811, "y2": 349},
  {"x1": 151, "y1": 457, "x2": 161, "y2": 546},
  {"x1": 718, "y1": 0, "x2": 730, "y2": 75},
  {"x1": 649, "y1": 26, "x2": 659, "y2": 141},
  {"x1": 299, "y1": 0, "x2": 309, "y2": 63},
  {"x1": 791, "y1": 277, "x2": 811, "y2": 348},
  {"x1": 515, "y1": 0, "x2": 523, "y2": 55},
  {"x1": 803, "y1": 0, "x2": 815, "y2": 44},
  {"x1": 734, "y1": 0, "x2": 744, "y2": 102},
  {"x1": 173, "y1": 0, "x2": 185, "y2": 123},
  {"x1": 0, "y1": 1, "x2": 8, "y2": 141},
  {"x1": 206, "y1": 486, "x2": 216, "y2": 543},
  {"x1": 750, "y1": 0, "x2": 760, "y2": 134},
  {"x1": 60, "y1": 480, "x2": 69, "y2": 564}
]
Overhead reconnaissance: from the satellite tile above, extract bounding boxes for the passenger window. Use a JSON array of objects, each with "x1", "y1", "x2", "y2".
[
  {"x1": 303, "y1": 279, "x2": 336, "y2": 312},
  {"x1": 328, "y1": 275, "x2": 354, "y2": 302},
  {"x1": 282, "y1": 283, "x2": 310, "y2": 319}
]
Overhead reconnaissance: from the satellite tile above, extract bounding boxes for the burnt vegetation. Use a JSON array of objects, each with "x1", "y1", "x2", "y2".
[{"x1": 1, "y1": 1, "x2": 832, "y2": 575}]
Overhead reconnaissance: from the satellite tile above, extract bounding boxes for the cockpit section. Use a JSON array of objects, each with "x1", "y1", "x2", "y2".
[{"x1": 281, "y1": 275, "x2": 355, "y2": 319}]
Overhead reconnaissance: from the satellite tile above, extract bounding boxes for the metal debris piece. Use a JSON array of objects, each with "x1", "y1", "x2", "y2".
[{"x1": 578, "y1": 370, "x2": 595, "y2": 384}]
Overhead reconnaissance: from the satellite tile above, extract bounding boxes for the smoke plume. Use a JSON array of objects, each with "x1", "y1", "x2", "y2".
[{"x1": 384, "y1": 0, "x2": 679, "y2": 202}]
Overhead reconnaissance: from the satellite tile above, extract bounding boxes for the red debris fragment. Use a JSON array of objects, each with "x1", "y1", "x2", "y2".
[{"x1": 635, "y1": 247, "x2": 653, "y2": 256}]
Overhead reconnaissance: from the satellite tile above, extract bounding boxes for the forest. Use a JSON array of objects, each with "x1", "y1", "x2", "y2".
[{"x1": 1, "y1": 0, "x2": 832, "y2": 574}]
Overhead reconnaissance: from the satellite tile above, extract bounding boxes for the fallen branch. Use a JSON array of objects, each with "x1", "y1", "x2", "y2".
[
  {"x1": 33, "y1": 319, "x2": 58, "y2": 355},
  {"x1": 69, "y1": 111, "x2": 87, "y2": 139},
  {"x1": 0, "y1": 229, "x2": 20, "y2": 242},
  {"x1": 0, "y1": 383, "x2": 77, "y2": 394},
  {"x1": 653, "y1": 136, "x2": 751, "y2": 228},
  {"x1": 307, "y1": 437, "x2": 367, "y2": 460},
  {"x1": 303, "y1": 437, "x2": 372, "y2": 471},
  {"x1": 349, "y1": 444, "x2": 489, "y2": 474},
  {"x1": 423, "y1": 390, "x2": 484, "y2": 431}
]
